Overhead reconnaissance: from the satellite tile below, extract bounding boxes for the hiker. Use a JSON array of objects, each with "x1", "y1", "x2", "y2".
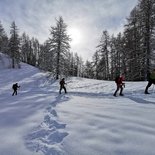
[
  {"x1": 59, "y1": 78, "x2": 67, "y2": 94},
  {"x1": 144, "y1": 69, "x2": 155, "y2": 94},
  {"x1": 12, "y1": 83, "x2": 20, "y2": 96},
  {"x1": 113, "y1": 73, "x2": 125, "y2": 97}
]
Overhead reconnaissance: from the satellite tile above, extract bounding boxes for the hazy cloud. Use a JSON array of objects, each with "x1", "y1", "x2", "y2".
[{"x1": 0, "y1": 0, "x2": 138, "y2": 61}]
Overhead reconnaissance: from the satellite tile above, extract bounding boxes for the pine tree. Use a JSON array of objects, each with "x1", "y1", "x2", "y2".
[
  {"x1": 96, "y1": 30, "x2": 110, "y2": 80},
  {"x1": 21, "y1": 33, "x2": 40, "y2": 67},
  {"x1": 109, "y1": 35, "x2": 118, "y2": 80},
  {"x1": 92, "y1": 51, "x2": 100, "y2": 79},
  {"x1": 138, "y1": 0, "x2": 155, "y2": 78},
  {"x1": 49, "y1": 16, "x2": 71, "y2": 79},
  {"x1": 84, "y1": 60, "x2": 94, "y2": 78},
  {"x1": 38, "y1": 40, "x2": 53, "y2": 71},
  {"x1": 20, "y1": 32, "x2": 30, "y2": 63},
  {"x1": 0, "y1": 21, "x2": 8, "y2": 53},
  {"x1": 8, "y1": 21, "x2": 20, "y2": 68}
]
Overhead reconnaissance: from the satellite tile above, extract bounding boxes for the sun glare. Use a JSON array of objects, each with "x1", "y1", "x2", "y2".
[{"x1": 68, "y1": 27, "x2": 82, "y2": 46}]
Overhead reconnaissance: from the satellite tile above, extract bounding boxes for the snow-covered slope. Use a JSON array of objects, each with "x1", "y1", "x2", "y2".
[{"x1": 0, "y1": 56, "x2": 155, "y2": 155}]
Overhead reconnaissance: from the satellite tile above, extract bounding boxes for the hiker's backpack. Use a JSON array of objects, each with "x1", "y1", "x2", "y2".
[
  {"x1": 115, "y1": 76, "x2": 120, "y2": 84},
  {"x1": 12, "y1": 84, "x2": 16, "y2": 89}
]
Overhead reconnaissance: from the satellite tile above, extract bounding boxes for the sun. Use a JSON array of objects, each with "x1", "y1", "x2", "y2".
[{"x1": 68, "y1": 27, "x2": 82, "y2": 46}]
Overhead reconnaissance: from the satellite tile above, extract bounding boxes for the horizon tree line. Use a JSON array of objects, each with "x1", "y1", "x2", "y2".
[{"x1": 0, "y1": 0, "x2": 155, "y2": 81}]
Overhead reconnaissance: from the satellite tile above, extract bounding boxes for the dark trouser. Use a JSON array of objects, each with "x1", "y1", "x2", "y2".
[
  {"x1": 59, "y1": 86, "x2": 67, "y2": 94},
  {"x1": 145, "y1": 80, "x2": 155, "y2": 93},
  {"x1": 114, "y1": 84, "x2": 123, "y2": 96},
  {"x1": 12, "y1": 89, "x2": 17, "y2": 96}
]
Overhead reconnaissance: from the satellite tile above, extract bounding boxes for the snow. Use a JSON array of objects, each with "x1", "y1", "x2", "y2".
[{"x1": 0, "y1": 55, "x2": 155, "y2": 155}]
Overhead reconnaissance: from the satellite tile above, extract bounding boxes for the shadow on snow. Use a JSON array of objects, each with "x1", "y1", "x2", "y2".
[{"x1": 25, "y1": 89, "x2": 155, "y2": 155}]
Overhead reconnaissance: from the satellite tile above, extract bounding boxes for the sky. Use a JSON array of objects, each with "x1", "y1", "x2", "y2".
[
  {"x1": 0, "y1": 0, "x2": 138, "y2": 61},
  {"x1": 1, "y1": 52, "x2": 155, "y2": 155}
]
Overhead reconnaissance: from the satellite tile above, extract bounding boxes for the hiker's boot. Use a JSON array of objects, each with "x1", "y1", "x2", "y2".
[
  {"x1": 113, "y1": 93, "x2": 117, "y2": 97},
  {"x1": 145, "y1": 91, "x2": 150, "y2": 94}
]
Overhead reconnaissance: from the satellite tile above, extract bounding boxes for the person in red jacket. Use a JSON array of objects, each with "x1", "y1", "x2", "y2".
[{"x1": 113, "y1": 73, "x2": 125, "y2": 97}]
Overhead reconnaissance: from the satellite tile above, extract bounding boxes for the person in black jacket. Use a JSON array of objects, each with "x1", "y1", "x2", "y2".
[
  {"x1": 59, "y1": 78, "x2": 67, "y2": 94},
  {"x1": 12, "y1": 83, "x2": 20, "y2": 96},
  {"x1": 145, "y1": 69, "x2": 155, "y2": 94}
]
